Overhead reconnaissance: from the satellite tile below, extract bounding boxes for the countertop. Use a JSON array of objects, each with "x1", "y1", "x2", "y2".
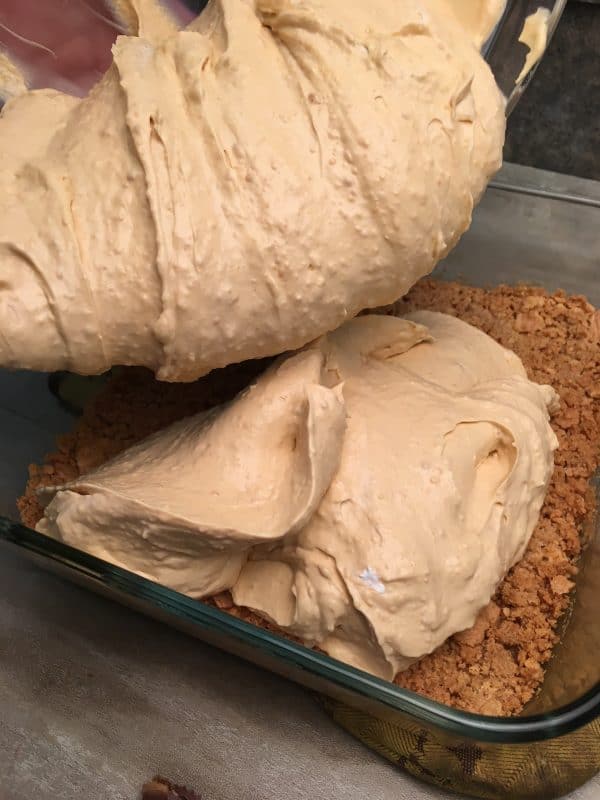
[{"x1": 1, "y1": 545, "x2": 598, "y2": 800}]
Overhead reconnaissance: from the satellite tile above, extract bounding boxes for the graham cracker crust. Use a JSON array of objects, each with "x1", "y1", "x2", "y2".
[{"x1": 18, "y1": 279, "x2": 600, "y2": 716}]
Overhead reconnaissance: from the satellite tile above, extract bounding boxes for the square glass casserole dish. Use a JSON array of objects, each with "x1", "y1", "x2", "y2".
[{"x1": 1, "y1": 162, "x2": 599, "y2": 800}]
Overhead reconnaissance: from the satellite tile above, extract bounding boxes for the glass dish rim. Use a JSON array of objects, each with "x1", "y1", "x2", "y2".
[{"x1": 2, "y1": 518, "x2": 598, "y2": 744}]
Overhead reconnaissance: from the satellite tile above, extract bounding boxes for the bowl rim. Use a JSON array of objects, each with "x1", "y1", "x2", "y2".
[{"x1": 483, "y1": 0, "x2": 568, "y2": 115}]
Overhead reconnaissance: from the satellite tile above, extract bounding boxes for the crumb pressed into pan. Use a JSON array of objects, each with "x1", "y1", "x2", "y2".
[{"x1": 19, "y1": 280, "x2": 600, "y2": 716}]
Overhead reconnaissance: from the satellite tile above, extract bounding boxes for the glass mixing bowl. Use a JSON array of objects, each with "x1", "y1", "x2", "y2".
[
  {"x1": 483, "y1": 0, "x2": 567, "y2": 113},
  {"x1": 0, "y1": 0, "x2": 565, "y2": 112}
]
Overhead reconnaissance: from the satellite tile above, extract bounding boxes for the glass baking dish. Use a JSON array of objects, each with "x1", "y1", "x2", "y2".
[{"x1": 1, "y1": 162, "x2": 599, "y2": 800}]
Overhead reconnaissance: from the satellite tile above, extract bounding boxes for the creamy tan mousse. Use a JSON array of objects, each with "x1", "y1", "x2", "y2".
[
  {"x1": 37, "y1": 313, "x2": 558, "y2": 679},
  {"x1": 0, "y1": 0, "x2": 504, "y2": 381}
]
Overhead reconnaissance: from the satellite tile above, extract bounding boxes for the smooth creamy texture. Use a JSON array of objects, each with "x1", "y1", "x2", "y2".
[
  {"x1": 443, "y1": 0, "x2": 506, "y2": 49},
  {"x1": 516, "y1": 7, "x2": 551, "y2": 85},
  {"x1": 38, "y1": 313, "x2": 558, "y2": 678},
  {"x1": 38, "y1": 348, "x2": 346, "y2": 595},
  {"x1": 0, "y1": 0, "x2": 505, "y2": 381}
]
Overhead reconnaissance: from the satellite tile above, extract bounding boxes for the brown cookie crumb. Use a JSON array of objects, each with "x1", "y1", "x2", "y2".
[
  {"x1": 392, "y1": 281, "x2": 600, "y2": 714},
  {"x1": 18, "y1": 280, "x2": 600, "y2": 717},
  {"x1": 142, "y1": 775, "x2": 201, "y2": 800}
]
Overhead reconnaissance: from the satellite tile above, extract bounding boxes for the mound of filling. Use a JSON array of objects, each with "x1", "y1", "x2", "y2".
[{"x1": 20, "y1": 280, "x2": 600, "y2": 713}]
